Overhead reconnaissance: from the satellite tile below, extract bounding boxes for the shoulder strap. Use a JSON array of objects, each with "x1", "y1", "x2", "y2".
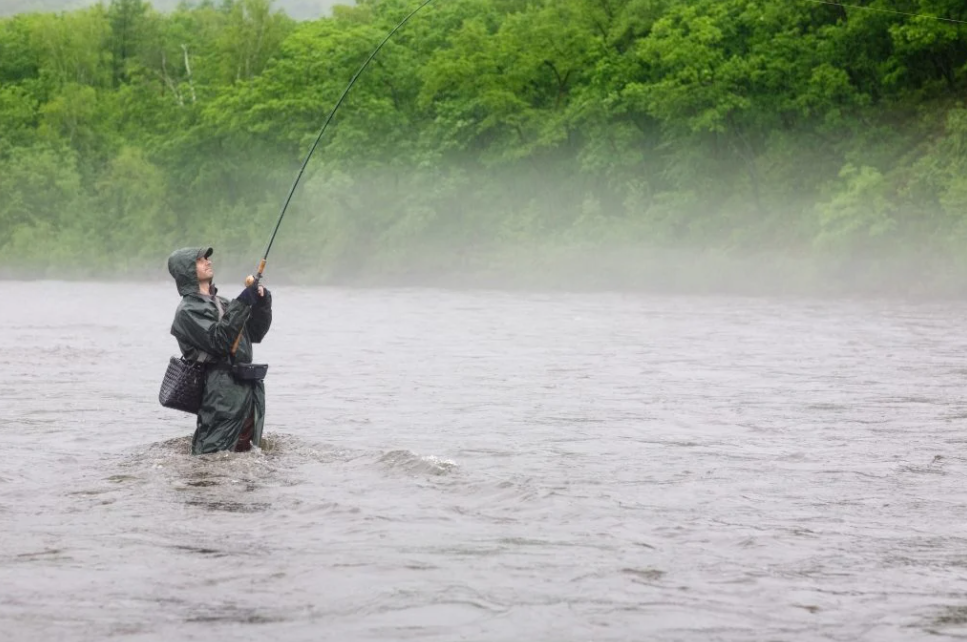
[{"x1": 194, "y1": 295, "x2": 226, "y2": 364}]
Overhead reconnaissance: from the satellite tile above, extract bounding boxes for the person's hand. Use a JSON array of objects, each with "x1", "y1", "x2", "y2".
[
  {"x1": 237, "y1": 284, "x2": 260, "y2": 307},
  {"x1": 256, "y1": 285, "x2": 271, "y2": 308}
]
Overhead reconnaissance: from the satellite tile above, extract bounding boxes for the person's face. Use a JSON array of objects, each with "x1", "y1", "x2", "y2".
[{"x1": 196, "y1": 255, "x2": 213, "y2": 282}]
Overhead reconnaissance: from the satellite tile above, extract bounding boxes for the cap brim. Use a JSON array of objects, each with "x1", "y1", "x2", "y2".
[{"x1": 197, "y1": 247, "x2": 214, "y2": 259}]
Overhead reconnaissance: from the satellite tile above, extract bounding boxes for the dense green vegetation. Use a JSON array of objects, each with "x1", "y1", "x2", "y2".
[{"x1": 1, "y1": 0, "x2": 966, "y2": 294}]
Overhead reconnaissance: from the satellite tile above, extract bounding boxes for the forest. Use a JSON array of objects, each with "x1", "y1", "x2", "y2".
[{"x1": 1, "y1": 0, "x2": 966, "y2": 294}]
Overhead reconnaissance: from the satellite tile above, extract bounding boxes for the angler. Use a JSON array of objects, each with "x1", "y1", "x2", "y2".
[
  {"x1": 166, "y1": 246, "x2": 273, "y2": 454},
  {"x1": 157, "y1": 0, "x2": 435, "y2": 450}
]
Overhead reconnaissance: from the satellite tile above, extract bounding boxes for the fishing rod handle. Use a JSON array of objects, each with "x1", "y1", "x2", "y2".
[
  {"x1": 233, "y1": 258, "x2": 268, "y2": 355},
  {"x1": 245, "y1": 259, "x2": 267, "y2": 287}
]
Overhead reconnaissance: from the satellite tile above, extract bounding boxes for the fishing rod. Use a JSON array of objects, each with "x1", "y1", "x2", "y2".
[{"x1": 231, "y1": 0, "x2": 437, "y2": 356}]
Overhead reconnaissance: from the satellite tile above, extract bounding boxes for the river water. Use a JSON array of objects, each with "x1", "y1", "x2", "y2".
[{"x1": 2, "y1": 280, "x2": 967, "y2": 641}]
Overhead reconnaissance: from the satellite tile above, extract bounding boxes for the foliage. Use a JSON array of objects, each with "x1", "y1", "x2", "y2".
[{"x1": 1, "y1": 0, "x2": 966, "y2": 291}]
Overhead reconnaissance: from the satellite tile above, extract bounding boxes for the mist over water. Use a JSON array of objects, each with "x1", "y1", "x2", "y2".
[{"x1": 4, "y1": 280, "x2": 967, "y2": 641}]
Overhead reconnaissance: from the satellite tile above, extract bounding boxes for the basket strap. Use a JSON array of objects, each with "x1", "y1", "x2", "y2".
[{"x1": 193, "y1": 295, "x2": 226, "y2": 365}]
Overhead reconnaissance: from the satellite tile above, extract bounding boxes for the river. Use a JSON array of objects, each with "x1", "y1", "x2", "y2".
[{"x1": 2, "y1": 280, "x2": 967, "y2": 641}]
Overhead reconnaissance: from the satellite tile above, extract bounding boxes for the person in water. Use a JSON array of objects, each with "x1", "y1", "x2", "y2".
[{"x1": 167, "y1": 246, "x2": 273, "y2": 454}]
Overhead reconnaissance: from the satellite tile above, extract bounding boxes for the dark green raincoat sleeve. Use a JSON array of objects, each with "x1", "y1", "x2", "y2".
[
  {"x1": 247, "y1": 290, "x2": 272, "y2": 344},
  {"x1": 172, "y1": 297, "x2": 253, "y2": 358}
]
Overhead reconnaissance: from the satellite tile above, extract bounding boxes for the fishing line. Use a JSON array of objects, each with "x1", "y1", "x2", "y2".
[{"x1": 801, "y1": 0, "x2": 967, "y2": 25}]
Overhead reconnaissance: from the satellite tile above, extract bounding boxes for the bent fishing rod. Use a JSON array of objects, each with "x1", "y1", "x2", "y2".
[{"x1": 231, "y1": 0, "x2": 436, "y2": 355}]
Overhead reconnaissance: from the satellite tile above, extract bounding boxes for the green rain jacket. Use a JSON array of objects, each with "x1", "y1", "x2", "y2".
[{"x1": 167, "y1": 247, "x2": 273, "y2": 455}]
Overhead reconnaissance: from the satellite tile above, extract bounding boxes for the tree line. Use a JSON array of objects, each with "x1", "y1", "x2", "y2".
[{"x1": 1, "y1": 0, "x2": 966, "y2": 292}]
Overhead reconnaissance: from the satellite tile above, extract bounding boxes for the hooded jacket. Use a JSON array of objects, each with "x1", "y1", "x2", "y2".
[{"x1": 167, "y1": 247, "x2": 272, "y2": 454}]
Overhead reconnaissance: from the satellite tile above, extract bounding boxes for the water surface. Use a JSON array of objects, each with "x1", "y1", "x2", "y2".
[{"x1": 2, "y1": 281, "x2": 967, "y2": 641}]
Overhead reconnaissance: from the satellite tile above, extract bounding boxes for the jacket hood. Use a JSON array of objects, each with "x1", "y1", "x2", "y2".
[{"x1": 167, "y1": 246, "x2": 212, "y2": 296}]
